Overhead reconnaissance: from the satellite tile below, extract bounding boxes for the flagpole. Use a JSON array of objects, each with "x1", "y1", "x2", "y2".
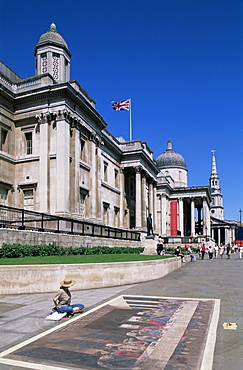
[{"x1": 129, "y1": 98, "x2": 132, "y2": 141}]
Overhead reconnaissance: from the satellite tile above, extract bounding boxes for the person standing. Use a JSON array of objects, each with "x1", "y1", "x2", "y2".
[
  {"x1": 214, "y1": 244, "x2": 219, "y2": 259},
  {"x1": 53, "y1": 278, "x2": 84, "y2": 315},
  {"x1": 239, "y1": 245, "x2": 243, "y2": 259},
  {"x1": 196, "y1": 244, "x2": 201, "y2": 258},
  {"x1": 208, "y1": 245, "x2": 214, "y2": 260},
  {"x1": 226, "y1": 244, "x2": 231, "y2": 259},
  {"x1": 156, "y1": 235, "x2": 164, "y2": 255},
  {"x1": 201, "y1": 244, "x2": 206, "y2": 260},
  {"x1": 219, "y1": 244, "x2": 225, "y2": 259}
]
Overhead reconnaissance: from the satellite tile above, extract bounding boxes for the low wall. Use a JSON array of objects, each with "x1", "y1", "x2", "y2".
[
  {"x1": 0, "y1": 257, "x2": 185, "y2": 295},
  {"x1": 0, "y1": 228, "x2": 141, "y2": 249}
]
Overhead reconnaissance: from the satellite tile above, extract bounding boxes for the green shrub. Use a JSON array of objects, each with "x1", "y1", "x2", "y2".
[{"x1": 0, "y1": 243, "x2": 144, "y2": 258}]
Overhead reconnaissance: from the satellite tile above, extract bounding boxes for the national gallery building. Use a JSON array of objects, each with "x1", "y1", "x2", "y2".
[{"x1": 0, "y1": 24, "x2": 236, "y2": 246}]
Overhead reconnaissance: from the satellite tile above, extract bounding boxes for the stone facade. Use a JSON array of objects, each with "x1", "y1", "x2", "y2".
[
  {"x1": 0, "y1": 24, "x2": 237, "y2": 244},
  {"x1": 0, "y1": 24, "x2": 157, "y2": 234}
]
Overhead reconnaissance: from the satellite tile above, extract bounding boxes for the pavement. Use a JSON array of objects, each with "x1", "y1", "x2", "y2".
[{"x1": 0, "y1": 253, "x2": 242, "y2": 369}]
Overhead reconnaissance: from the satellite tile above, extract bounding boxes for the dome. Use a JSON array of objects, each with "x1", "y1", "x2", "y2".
[
  {"x1": 156, "y1": 140, "x2": 187, "y2": 170},
  {"x1": 35, "y1": 23, "x2": 69, "y2": 50}
]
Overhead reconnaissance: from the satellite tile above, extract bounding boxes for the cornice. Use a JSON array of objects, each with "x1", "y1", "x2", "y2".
[{"x1": 101, "y1": 181, "x2": 120, "y2": 195}]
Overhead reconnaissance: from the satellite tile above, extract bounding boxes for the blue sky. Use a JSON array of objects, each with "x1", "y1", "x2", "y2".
[{"x1": 1, "y1": 0, "x2": 242, "y2": 221}]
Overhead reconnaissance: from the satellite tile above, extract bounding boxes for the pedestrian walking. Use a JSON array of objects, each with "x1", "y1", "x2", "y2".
[
  {"x1": 201, "y1": 244, "x2": 206, "y2": 260},
  {"x1": 219, "y1": 244, "x2": 225, "y2": 259},
  {"x1": 156, "y1": 235, "x2": 164, "y2": 255},
  {"x1": 208, "y1": 245, "x2": 214, "y2": 260},
  {"x1": 226, "y1": 244, "x2": 231, "y2": 259},
  {"x1": 214, "y1": 244, "x2": 219, "y2": 259},
  {"x1": 239, "y1": 245, "x2": 243, "y2": 259},
  {"x1": 196, "y1": 245, "x2": 201, "y2": 258}
]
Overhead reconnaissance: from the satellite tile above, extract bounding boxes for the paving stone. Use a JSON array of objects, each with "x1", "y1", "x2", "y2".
[{"x1": 0, "y1": 254, "x2": 242, "y2": 369}]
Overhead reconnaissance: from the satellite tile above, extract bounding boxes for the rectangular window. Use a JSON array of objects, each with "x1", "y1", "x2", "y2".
[
  {"x1": 103, "y1": 203, "x2": 109, "y2": 225},
  {"x1": 23, "y1": 189, "x2": 34, "y2": 210},
  {"x1": 130, "y1": 176, "x2": 135, "y2": 198},
  {"x1": 80, "y1": 139, "x2": 85, "y2": 161},
  {"x1": 114, "y1": 207, "x2": 119, "y2": 228},
  {"x1": 80, "y1": 192, "x2": 86, "y2": 218},
  {"x1": 25, "y1": 132, "x2": 32, "y2": 154},
  {"x1": 114, "y1": 169, "x2": 118, "y2": 188},
  {"x1": 104, "y1": 162, "x2": 108, "y2": 182},
  {"x1": 0, "y1": 188, "x2": 7, "y2": 206},
  {"x1": 0, "y1": 128, "x2": 8, "y2": 152}
]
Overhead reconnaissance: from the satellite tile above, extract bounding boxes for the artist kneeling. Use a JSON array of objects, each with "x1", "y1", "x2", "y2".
[{"x1": 53, "y1": 278, "x2": 84, "y2": 315}]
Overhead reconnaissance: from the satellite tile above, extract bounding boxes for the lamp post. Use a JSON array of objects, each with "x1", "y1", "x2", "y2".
[
  {"x1": 239, "y1": 209, "x2": 242, "y2": 226},
  {"x1": 205, "y1": 226, "x2": 208, "y2": 242}
]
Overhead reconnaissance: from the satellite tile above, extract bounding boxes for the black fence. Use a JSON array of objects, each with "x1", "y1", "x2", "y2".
[{"x1": 0, "y1": 205, "x2": 140, "y2": 241}]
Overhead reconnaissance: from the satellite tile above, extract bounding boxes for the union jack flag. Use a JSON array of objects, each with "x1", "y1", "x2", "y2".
[{"x1": 111, "y1": 99, "x2": 130, "y2": 111}]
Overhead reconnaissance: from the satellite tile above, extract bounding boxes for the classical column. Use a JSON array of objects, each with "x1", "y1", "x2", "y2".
[
  {"x1": 203, "y1": 197, "x2": 210, "y2": 236},
  {"x1": 141, "y1": 172, "x2": 147, "y2": 228},
  {"x1": 148, "y1": 180, "x2": 153, "y2": 215},
  {"x1": 179, "y1": 198, "x2": 184, "y2": 236},
  {"x1": 191, "y1": 198, "x2": 195, "y2": 236},
  {"x1": 119, "y1": 168, "x2": 125, "y2": 228},
  {"x1": 55, "y1": 111, "x2": 70, "y2": 214},
  {"x1": 218, "y1": 228, "x2": 221, "y2": 245},
  {"x1": 231, "y1": 227, "x2": 235, "y2": 242},
  {"x1": 153, "y1": 183, "x2": 157, "y2": 233},
  {"x1": 160, "y1": 194, "x2": 167, "y2": 236},
  {"x1": 135, "y1": 166, "x2": 142, "y2": 228}
]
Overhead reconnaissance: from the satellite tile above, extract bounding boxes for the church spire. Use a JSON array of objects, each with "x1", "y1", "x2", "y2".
[
  {"x1": 209, "y1": 150, "x2": 224, "y2": 220},
  {"x1": 211, "y1": 150, "x2": 217, "y2": 176},
  {"x1": 210, "y1": 150, "x2": 219, "y2": 189}
]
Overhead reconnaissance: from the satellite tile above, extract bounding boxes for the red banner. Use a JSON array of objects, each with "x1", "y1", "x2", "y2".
[{"x1": 170, "y1": 201, "x2": 178, "y2": 235}]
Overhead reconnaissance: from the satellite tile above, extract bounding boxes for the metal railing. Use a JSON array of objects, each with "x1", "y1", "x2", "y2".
[
  {"x1": 0, "y1": 205, "x2": 140, "y2": 241},
  {"x1": 163, "y1": 235, "x2": 212, "y2": 245}
]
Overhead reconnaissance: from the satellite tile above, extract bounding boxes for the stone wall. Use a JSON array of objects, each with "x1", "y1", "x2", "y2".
[
  {"x1": 0, "y1": 228, "x2": 141, "y2": 248},
  {"x1": 0, "y1": 256, "x2": 185, "y2": 294}
]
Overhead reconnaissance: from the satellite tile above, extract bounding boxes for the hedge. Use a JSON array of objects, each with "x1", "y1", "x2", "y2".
[{"x1": 0, "y1": 243, "x2": 144, "y2": 259}]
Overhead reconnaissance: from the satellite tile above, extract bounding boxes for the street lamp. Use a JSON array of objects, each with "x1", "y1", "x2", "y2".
[
  {"x1": 239, "y1": 209, "x2": 242, "y2": 226},
  {"x1": 205, "y1": 226, "x2": 208, "y2": 242}
]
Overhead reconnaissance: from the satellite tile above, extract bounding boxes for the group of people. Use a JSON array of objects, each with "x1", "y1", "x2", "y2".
[
  {"x1": 197, "y1": 243, "x2": 243, "y2": 260},
  {"x1": 174, "y1": 244, "x2": 196, "y2": 262},
  {"x1": 50, "y1": 242, "x2": 243, "y2": 318}
]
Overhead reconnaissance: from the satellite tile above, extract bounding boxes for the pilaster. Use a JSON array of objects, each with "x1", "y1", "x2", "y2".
[
  {"x1": 36, "y1": 113, "x2": 51, "y2": 213},
  {"x1": 55, "y1": 110, "x2": 70, "y2": 214},
  {"x1": 119, "y1": 168, "x2": 125, "y2": 228},
  {"x1": 141, "y1": 171, "x2": 147, "y2": 228}
]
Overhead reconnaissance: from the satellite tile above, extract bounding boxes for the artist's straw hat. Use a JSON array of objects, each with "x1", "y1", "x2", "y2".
[{"x1": 60, "y1": 278, "x2": 76, "y2": 288}]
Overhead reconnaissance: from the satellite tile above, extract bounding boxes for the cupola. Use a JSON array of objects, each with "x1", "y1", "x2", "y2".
[
  {"x1": 34, "y1": 23, "x2": 71, "y2": 82},
  {"x1": 156, "y1": 140, "x2": 188, "y2": 187}
]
